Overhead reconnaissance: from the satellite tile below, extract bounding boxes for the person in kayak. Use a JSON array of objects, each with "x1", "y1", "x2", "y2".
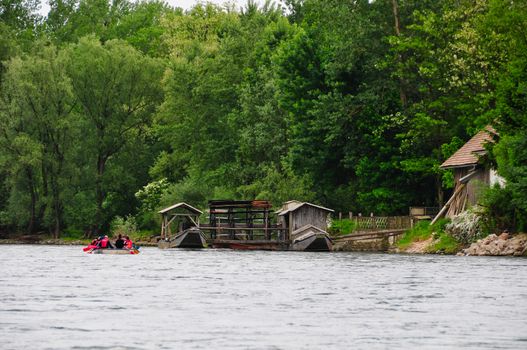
[
  {"x1": 114, "y1": 234, "x2": 125, "y2": 249},
  {"x1": 100, "y1": 235, "x2": 114, "y2": 249},
  {"x1": 124, "y1": 236, "x2": 134, "y2": 250},
  {"x1": 83, "y1": 237, "x2": 102, "y2": 251}
]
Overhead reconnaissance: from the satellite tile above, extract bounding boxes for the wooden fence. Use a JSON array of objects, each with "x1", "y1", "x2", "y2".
[{"x1": 349, "y1": 216, "x2": 412, "y2": 232}]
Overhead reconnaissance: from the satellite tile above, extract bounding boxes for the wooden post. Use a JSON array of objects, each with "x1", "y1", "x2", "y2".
[
  {"x1": 288, "y1": 212, "x2": 293, "y2": 241},
  {"x1": 349, "y1": 211, "x2": 353, "y2": 219},
  {"x1": 160, "y1": 214, "x2": 165, "y2": 239},
  {"x1": 339, "y1": 212, "x2": 342, "y2": 220},
  {"x1": 264, "y1": 209, "x2": 269, "y2": 240}
]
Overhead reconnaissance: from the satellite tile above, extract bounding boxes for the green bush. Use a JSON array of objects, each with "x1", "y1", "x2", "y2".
[
  {"x1": 60, "y1": 228, "x2": 87, "y2": 242},
  {"x1": 110, "y1": 215, "x2": 138, "y2": 238},
  {"x1": 479, "y1": 185, "x2": 522, "y2": 233},
  {"x1": 328, "y1": 219, "x2": 357, "y2": 235},
  {"x1": 129, "y1": 229, "x2": 156, "y2": 242},
  {"x1": 426, "y1": 232, "x2": 461, "y2": 254}
]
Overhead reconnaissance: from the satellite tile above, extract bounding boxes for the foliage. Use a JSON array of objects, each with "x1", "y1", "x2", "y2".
[
  {"x1": 135, "y1": 178, "x2": 170, "y2": 212},
  {"x1": 60, "y1": 228, "x2": 86, "y2": 241},
  {"x1": 128, "y1": 229, "x2": 155, "y2": 242},
  {"x1": 479, "y1": 185, "x2": 521, "y2": 233},
  {"x1": 328, "y1": 219, "x2": 356, "y2": 236},
  {"x1": 110, "y1": 215, "x2": 138, "y2": 237},
  {"x1": 426, "y1": 231, "x2": 461, "y2": 255},
  {"x1": 444, "y1": 209, "x2": 483, "y2": 244},
  {"x1": 0, "y1": 0, "x2": 526, "y2": 237},
  {"x1": 396, "y1": 219, "x2": 449, "y2": 249}
]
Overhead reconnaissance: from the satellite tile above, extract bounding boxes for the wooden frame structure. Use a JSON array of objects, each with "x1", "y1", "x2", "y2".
[
  {"x1": 159, "y1": 202, "x2": 202, "y2": 240},
  {"x1": 199, "y1": 200, "x2": 288, "y2": 248}
]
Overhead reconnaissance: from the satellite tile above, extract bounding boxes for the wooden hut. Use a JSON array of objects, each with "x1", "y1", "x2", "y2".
[
  {"x1": 158, "y1": 202, "x2": 207, "y2": 248},
  {"x1": 432, "y1": 126, "x2": 504, "y2": 223},
  {"x1": 276, "y1": 201, "x2": 334, "y2": 251}
]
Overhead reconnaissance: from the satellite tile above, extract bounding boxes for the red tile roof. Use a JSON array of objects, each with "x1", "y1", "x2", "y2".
[{"x1": 440, "y1": 126, "x2": 497, "y2": 169}]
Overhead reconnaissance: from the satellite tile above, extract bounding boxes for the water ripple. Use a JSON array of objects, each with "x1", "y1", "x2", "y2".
[{"x1": 0, "y1": 245, "x2": 526, "y2": 349}]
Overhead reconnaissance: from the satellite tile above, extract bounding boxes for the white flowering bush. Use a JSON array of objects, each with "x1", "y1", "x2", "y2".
[{"x1": 445, "y1": 209, "x2": 483, "y2": 244}]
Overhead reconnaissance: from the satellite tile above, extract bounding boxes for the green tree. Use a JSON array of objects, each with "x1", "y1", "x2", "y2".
[
  {"x1": 0, "y1": 43, "x2": 74, "y2": 236},
  {"x1": 65, "y1": 36, "x2": 164, "y2": 234}
]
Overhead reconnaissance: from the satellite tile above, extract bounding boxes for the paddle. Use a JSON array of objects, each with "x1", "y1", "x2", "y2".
[{"x1": 83, "y1": 245, "x2": 98, "y2": 252}]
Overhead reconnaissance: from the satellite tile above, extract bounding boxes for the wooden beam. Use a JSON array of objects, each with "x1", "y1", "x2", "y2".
[
  {"x1": 199, "y1": 226, "x2": 287, "y2": 231},
  {"x1": 431, "y1": 183, "x2": 466, "y2": 225}
]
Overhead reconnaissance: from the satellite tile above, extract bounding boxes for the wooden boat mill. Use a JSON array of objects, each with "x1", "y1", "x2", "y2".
[{"x1": 157, "y1": 200, "x2": 334, "y2": 251}]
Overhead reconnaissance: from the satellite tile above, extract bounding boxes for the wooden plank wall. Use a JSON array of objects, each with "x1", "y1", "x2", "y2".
[{"x1": 291, "y1": 206, "x2": 328, "y2": 232}]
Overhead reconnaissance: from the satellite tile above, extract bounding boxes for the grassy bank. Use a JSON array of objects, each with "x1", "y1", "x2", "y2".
[{"x1": 396, "y1": 219, "x2": 462, "y2": 254}]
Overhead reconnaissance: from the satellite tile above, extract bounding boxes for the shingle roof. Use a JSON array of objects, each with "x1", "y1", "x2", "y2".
[{"x1": 440, "y1": 126, "x2": 497, "y2": 169}]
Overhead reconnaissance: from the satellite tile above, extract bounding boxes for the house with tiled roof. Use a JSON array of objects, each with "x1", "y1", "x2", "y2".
[{"x1": 432, "y1": 126, "x2": 505, "y2": 222}]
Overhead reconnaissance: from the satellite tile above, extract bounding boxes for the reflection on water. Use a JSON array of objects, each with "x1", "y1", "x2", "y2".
[{"x1": 1, "y1": 245, "x2": 526, "y2": 349}]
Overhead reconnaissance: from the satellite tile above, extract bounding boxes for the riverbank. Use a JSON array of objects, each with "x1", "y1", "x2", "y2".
[
  {"x1": 392, "y1": 231, "x2": 527, "y2": 257},
  {"x1": 0, "y1": 236, "x2": 158, "y2": 247},
  {"x1": 330, "y1": 218, "x2": 527, "y2": 256},
  {"x1": 2, "y1": 233, "x2": 527, "y2": 255}
]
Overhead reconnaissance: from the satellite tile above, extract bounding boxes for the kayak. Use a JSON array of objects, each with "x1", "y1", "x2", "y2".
[
  {"x1": 83, "y1": 247, "x2": 140, "y2": 255},
  {"x1": 89, "y1": 249, "x2": 139, "y2": 255}
]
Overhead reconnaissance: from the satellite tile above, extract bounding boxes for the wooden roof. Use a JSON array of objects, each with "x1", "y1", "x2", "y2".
[
  {"x1": 440, "y1": 126, "x2": 496, "y2": 169},
  {"x1": 158, "y1": 202, "x2": 202, "y2": 215},
  {"x1": 208, "y1": 200, "x2": 272, "y2": 209},
  {"x1": 276, "y1": 201, "x2": 334, "y2": 215}
]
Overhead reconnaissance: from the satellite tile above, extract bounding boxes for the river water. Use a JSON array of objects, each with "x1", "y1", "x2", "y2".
[{"x1": 1, "y1": 245, "x2": 526, "y2": 349}]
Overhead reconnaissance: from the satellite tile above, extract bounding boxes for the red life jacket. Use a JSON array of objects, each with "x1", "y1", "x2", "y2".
[
  {"x1": 125, "y1": 239, "x2": 133, "y2": 249},
  {"x1": 101, "y1": 237, "x2": 109, "y2": 248}
]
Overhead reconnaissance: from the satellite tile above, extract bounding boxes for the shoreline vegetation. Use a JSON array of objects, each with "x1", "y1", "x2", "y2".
[{"x1": 1, "y1": 1, "x2": 526, "y2": 244}]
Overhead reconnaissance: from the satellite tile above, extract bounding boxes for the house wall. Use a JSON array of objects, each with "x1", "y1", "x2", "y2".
[
  {"x1": 291, "y1": 206, "x2": 329, "y2": 232},
  {"x1": 453, "y1": 167, "x2": 490, "y2": 207}
]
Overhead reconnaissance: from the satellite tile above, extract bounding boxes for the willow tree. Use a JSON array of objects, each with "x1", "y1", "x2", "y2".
[{"x1": 65, "y1": 36, "x2": 164, "y2": 234}]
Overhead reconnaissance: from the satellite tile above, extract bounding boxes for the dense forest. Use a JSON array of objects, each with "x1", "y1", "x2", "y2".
[{"x1": 0, "y1": 0, "x2": 526, "y2": 237}]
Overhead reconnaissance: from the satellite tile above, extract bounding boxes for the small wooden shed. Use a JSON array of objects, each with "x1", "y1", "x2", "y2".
[
  {"x1": 432, "y1": 126, "x2": 503, "y2": 222},
  {"x1": 158, "y1": 202, "x2": 202, "y2": 240},
  {"x1": 276, "y1": 201, "x2": 334, "y2": 240}
]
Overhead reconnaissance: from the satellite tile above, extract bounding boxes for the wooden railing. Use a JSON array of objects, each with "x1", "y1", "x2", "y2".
[{"x1": 351, "y1": 216, "x2": 412, "y2": 232}]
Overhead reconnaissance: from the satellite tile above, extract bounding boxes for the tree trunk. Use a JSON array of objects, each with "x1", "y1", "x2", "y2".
[
  {"x1": 391, "y1": 0, "x2": 401, "y2": 36},
  {"x1": 37, "y1": 160, "x2": 49, "y2": 229},
  {"x1": 25, "y1": 168, "x2": 37, "y2": 234},
  {"x1": 391, "y1": 0, "x2": 407, "y2": 107},
  {"x1": 436, "y1": 174, "x2": 444, "y2": 207},
  {"x1": 51, "y1": 178, "x2": 62, "y2": 239},
  {"x1": 95, "y1": 154, "x2": 107, "y2": 235}
]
